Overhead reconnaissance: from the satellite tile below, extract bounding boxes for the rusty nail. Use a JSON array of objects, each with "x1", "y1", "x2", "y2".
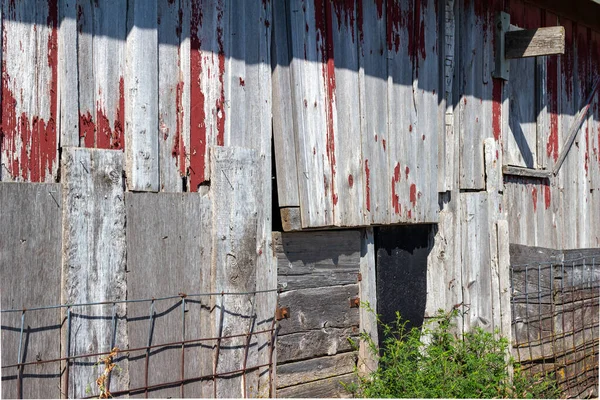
[
  {"x1": 276, "y1": 306, "x2": 290, "y2": 321},
  {"x1": 357, "y1": 272, "x2": 362, "y2": 282},
  {"x1": 350, "y1": 297, "x2": 360, "y2": 308}
]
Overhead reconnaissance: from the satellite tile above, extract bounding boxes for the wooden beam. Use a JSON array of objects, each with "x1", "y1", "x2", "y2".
[
  {"x1": 552, "y1": 77, "x2": 600, "y2": 176},
  {"x1": 505, "y1": 26, "x2": 565, "y2": 59},
  {"x1": 502, "y1": 165, "x2": 552, "y2": 179},
  {"x1": 280, "y1": 207, "x2": 302, "y2": 231}
]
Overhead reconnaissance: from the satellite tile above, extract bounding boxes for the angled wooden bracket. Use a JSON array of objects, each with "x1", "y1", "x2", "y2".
[{"x1": 493, "y1": 12, "x2": 565, "y2": 81}]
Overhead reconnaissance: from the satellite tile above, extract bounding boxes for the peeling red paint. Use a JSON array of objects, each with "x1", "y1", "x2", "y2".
[
  {"x1": 386, "y1": 0, "x2": 405, "y2": 52},
  {"x1": 190, "y1": 1, "x2": 206, "y2": 190},
  {"x1": 562, "y1": 21, "x2": 574, "y2": 99},
  {"x1": 382, "y1": 138, "x2": 386, "y2": 151},
  {"x1": 413, "y1": 0, "x2": 426, "y2": 60},
  {"x1": 405, "y1": 166, "x2": 409, "y2": 180},
  {"x1": 410, "y1": 184, "x2": 417, "y2": 206},
  {"x1": 546, "y1": 51, "x2": 559, "y2": 161},
  {"x1": 544, "y1": 184, "x2": 551, "y2": 210},
  {"x1": 422, "y1": 134, "x2": 425, "y2": 141},
  {"x1": 392, "y1": 162, "x2": 400, "y2": 214},
  {"x1": 374, "y1": 0, "x2": 384, "y2": 19},
  {"x1": 365, "y1": 159, "x2": 371, "y2": 212},
  {"x1": 348, "y1": 174, "x2": 354, "y2": 188},
  {"x1": 79, "y1": 111, "x2": 95, "y2": 147},
  {"x1": 408, "y1": 124, "x2": 412, "y2": 132},
  {"x1": 407, "y1": 209, "x2": 411, "y2": 219},
  {"x1": 332, "y1": 0, "x2": 356, "y2": 42},
  {"x1": 374, "y1": 134, "x2": 378, "y2": 142},
  {"x1": 531, "y1": 187, "x2": 538, "y2": 212},
  {"x1": 95, "y1": 77, "x2": 124, "y2": 150},
  {"x1": 315, "y1": 0, "x2": 338, "y2": 209},
  {"x1": 1, "y1": 1, "x2": 59, "y2": 182},
  {"x1": 492, "y1": 79, "x2": 502, "y2": 141},
  {"x1": 215, "y1": 0, "x2": 226, "y2": 147},
  {"x1": 239, "y1": 77, "x2": 245, "y2": 87}
]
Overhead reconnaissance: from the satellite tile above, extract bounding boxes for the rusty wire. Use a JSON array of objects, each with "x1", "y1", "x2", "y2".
[
  {"x1": 1, "y1": 289, "x2": 282, "y2": 399},
  {"x1": 510, "y1": 256, "x2": 599, "y2": 398}
]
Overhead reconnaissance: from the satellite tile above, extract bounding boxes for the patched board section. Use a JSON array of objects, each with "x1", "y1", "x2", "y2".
[
  {"x1": 275, "y1": 229, "x2": 360, "y2": 398},
  {"x1": 0, "y1": 183, "x2": 62, "y2": 399}
]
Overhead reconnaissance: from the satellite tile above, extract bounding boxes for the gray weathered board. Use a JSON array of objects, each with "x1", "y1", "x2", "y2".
[
  {"x1": 125, "y1": 192, "x2": 211, "y2": 398},
  {"x1": 276, "y1": 352, "x2": 357, "y2": 389},
  {"x1": 61, "y1": 148, "x2": 128, "y2": 398},
  {"x1": 0, "y1": 183, "x2": 62, "y2": 399},
  {"x1": 277, "y1": 373, "x2": 355, "y2": 398},
  {"x1": 210, "y1": 146, "x2": 263, "y2": 398},
  {"x1": 275, "y1": 230, "x2": 361, "y2": 291}
]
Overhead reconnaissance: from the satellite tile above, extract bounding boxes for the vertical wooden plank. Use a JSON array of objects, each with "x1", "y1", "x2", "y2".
[
  {"x1": 125, "y1": 0, "x2": 159, "y2": 191},
  {"x1": 387, "y1": 0, "x2": 417, "y2": 223},
  {"x1": 288, "y1": 0, "x2": 334, "y2": 227},
  {"x1": 1, "y1": 0, "x2": 58, "y2": 182},
  {"x1": 330, "y1": 1, "x2": 364, "y2": 226},
  {"x1": 458, "y1": 0, "x2": 492, "y2": 190},
  {"x1": 461, "y1": 192, "x2": 492, "y2": 332},
  {"x1": 93, "y1": 0, "x2": 126, "y2": 150},
  {"x1": 485, "y1": 139, "x2": 501, "y2": 331},
  {"x1": 126, "y1": 193, "x2": 210, "y2": 398},
  {"x1": 0, "y1": 183, "x2": 62, "y2": 399},
  {"x1": 158, "y1": 0, "x2": 186, "y2": 192},
  {"x1": 359, "y1": 227, "x2": 378, "y2": 374},
  {"x1": 496, "y1": 220, "x2": 512, "y2": 346},
  {"x1": 61, "y1": 148, "x2": 127, "y2": 398},
  {"x1": 440, "y1": 0, "x2": 456, "y2": 192},
  {"x1": 59, "y1": 0, "x2": 79, "y2": 147},
  {"x1": 189, "y1": 0, "x2": 226, "y2": 189},
  {"x1": 272, "y1": 0, "x2": 300, "y2": 208},
  {"x1": 76, "y1": 0, "x2": 95, "y2": 148},
  {"x1": 414, "y1": 0, "x2": 440, "y2": 222},
  {"x1": 358, "y1": 0, "x2": 389, "y2": 225},
  {"x1": 210, "y1": 146, "x2": 261, "y2": 398}
]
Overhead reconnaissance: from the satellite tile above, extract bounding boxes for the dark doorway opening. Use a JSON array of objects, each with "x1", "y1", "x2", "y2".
[{"x1": 375, "y1": 224, "x2": 434, "y2": 342}]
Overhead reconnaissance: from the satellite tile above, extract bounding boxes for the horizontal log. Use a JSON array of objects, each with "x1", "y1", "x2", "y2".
[
  {"x1": 278, "y1": 285, "x2": 360, "y2": 335},
  {"x1": 505, "y1": 26, "x2": 565, "y2": 59},
  {"x1": 277, "y1": 327, "x2": 358, "y2": 363},
  {"x1": 277, "y1": 352, "x2": 357, "y2": 389},
  {"x1": 276, "y1": 373, "x2": 355, "y2": 398}
]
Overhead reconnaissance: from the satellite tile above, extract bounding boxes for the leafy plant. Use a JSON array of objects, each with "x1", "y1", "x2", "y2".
[{"x1": 348, "y1": 307, "x2": 559, "y2": 399}]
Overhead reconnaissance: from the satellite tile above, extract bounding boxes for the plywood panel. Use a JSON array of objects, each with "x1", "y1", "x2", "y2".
[
  {"x1": 126, "y1": 192, "x2": 211, "y2": 398},
  {"x1": 1, "y1": 1, "x2": 58, "y2": 182},
  {"x1": 0, "y1": 183, "x2": 62, "y2": 399},
  {"x1": 61, "y1": 148, "x2": 127, "y2": 398}
]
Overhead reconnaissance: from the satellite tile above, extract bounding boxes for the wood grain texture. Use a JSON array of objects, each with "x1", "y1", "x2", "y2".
[
  {"x1": 358, "y1": 228, "x2": 378, "y2": 374},
  {"x1": 460, "y1": 191, "x2": 492, "y2": 332},
  {"x1": 126, "y1": 192, "x2": 211, "y2": 398},
  {"x1": 210, "y1": 146, "x2": 262, "y2": 398},
  {"x1": 272, "y1": 0, "x2": 300, "y2": 208},
  {"x1": 275, "y1": 230, "x2": 360, "y2": 291},
  {"x1": 0, "y1": 183, "x2": 62, "y2": 399},
  {"x1": 158, "y1": 0, "x2": 187, "y2": 192},
  {"x1": 276, "y1": 372, "x2": 355, "y2": 398},
  {"x1": 61, "y1": 148, "x2": 127, "y2": 398},
  {"x1": 277, "y1": 327, "x2": 359, "y2": 364},
  {"x1": 358, "y1": 0, "x2": 390, "y2": 224},
  {"x1": 505, "y1": 26, "x2": 565, "y2": 59},
  {"x1": 125, "y1": 0, "x2": 159, "y2": 191},
  {"x1": 58, "y1": 0, "x2": 79, "y2": 148},
  {"x1": 1, "y1": 0, "x2": 59, "y2": 182},
  {"x1": 276, "y1": 352, "x2": 356, "y2": 389},
  {"x1": 277, "y1": 285, "x2": 360, "y2": 336}
]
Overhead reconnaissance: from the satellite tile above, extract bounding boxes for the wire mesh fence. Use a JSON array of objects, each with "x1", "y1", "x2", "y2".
[
  {"x1": 511, "y1": 254, "x2": 599, "y2": 399},
  {"x1": 1, "y1": 289, "x2": 281, "y2": 399}
]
